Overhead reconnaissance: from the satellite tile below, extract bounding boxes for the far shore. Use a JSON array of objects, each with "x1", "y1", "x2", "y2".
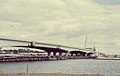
[{"x1": 0, "y1": 72, "x2": 104, "y2": 76}]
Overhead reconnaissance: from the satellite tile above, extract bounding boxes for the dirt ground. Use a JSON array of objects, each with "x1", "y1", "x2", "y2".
[{"x1": 0, "y1": 72, "x2": 104, "y2": 76}]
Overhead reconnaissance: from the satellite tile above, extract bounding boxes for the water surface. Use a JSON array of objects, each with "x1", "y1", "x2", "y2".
[{"x1": 0, "y1": 59, "x2": 120, "y2": 76}]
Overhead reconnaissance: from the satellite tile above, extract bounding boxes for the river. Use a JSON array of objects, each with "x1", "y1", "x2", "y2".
[{"x1": 0, "y1": 59, "x2": 120, "y2": 76}]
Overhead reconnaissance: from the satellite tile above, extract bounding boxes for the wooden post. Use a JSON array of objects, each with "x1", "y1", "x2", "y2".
[{"x1": 26, "y1": 64, "x2": 29, "y2": 76}]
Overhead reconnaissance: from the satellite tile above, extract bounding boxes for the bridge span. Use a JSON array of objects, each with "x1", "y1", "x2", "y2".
[{"x1": 0, "y1": 38, "x2": 96, "y2": 61}]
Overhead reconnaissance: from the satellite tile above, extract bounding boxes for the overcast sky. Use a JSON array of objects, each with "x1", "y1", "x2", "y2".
[{"x1": 0, "y1": 0, "x2": 120, "y2": 54}]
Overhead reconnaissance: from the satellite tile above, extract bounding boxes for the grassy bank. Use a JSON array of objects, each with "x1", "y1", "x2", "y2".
[{"x1": 0, "y1": 72, "x2": 104, "y2": 76}]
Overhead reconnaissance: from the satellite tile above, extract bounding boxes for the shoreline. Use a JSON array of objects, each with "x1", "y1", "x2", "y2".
[{"x1": 0, "y1": 72, "x2": 104, "y2": 76}]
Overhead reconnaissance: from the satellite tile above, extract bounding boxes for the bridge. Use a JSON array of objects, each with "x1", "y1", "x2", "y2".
[{"x1": 0, "y1": 38, "x2": 95, "y2": 58}]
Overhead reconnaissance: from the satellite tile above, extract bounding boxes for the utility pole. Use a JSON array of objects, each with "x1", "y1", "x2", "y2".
[
  {"x1": 84, "y1": 35, "x2": 87, "y2": 49},
  {"x1": 93, "y1": 42, "x2": 96, "y2": 51}
]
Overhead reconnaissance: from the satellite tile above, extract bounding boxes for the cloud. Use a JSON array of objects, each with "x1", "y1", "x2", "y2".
[
  {"x1": 0, "y1": 20, "x2": 22, "y2": 37},
  {"x1": 94, "y1": 0, "x2": 120, "y2": 5},
  {"x1": 38, "y1": 0, "x2": 120, "y2": 39},
  {"x1": 0, "y1": 0, "x2": 120, "y2": 54}
]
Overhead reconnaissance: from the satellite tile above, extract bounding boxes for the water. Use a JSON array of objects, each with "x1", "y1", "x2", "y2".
[{"x1": 0, "y1": 59, "x2": 120, "y2": 76}]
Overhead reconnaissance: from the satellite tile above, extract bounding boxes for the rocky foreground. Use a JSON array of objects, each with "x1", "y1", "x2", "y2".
[{"x1": 0, "y1": 72, "x2": 104, "y2": 76}]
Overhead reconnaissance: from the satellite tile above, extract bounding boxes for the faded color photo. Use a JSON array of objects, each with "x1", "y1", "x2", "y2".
[{"x1": 0, "y1": 0, "x2": 120, "y2": 76}]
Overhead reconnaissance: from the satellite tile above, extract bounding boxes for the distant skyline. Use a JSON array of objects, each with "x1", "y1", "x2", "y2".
[{"x1": 0, "y1": 0, "x2": 120, "y2": 54}]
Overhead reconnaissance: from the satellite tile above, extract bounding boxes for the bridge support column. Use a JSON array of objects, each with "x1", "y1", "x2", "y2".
[{"x1": 53, "y1": 52, "x2": 57, "y2": 57}]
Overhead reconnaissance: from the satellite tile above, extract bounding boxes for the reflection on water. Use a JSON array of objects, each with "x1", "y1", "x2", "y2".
[{"x1": 0, "y1": 59, "x2": 120, "y2": 76}]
